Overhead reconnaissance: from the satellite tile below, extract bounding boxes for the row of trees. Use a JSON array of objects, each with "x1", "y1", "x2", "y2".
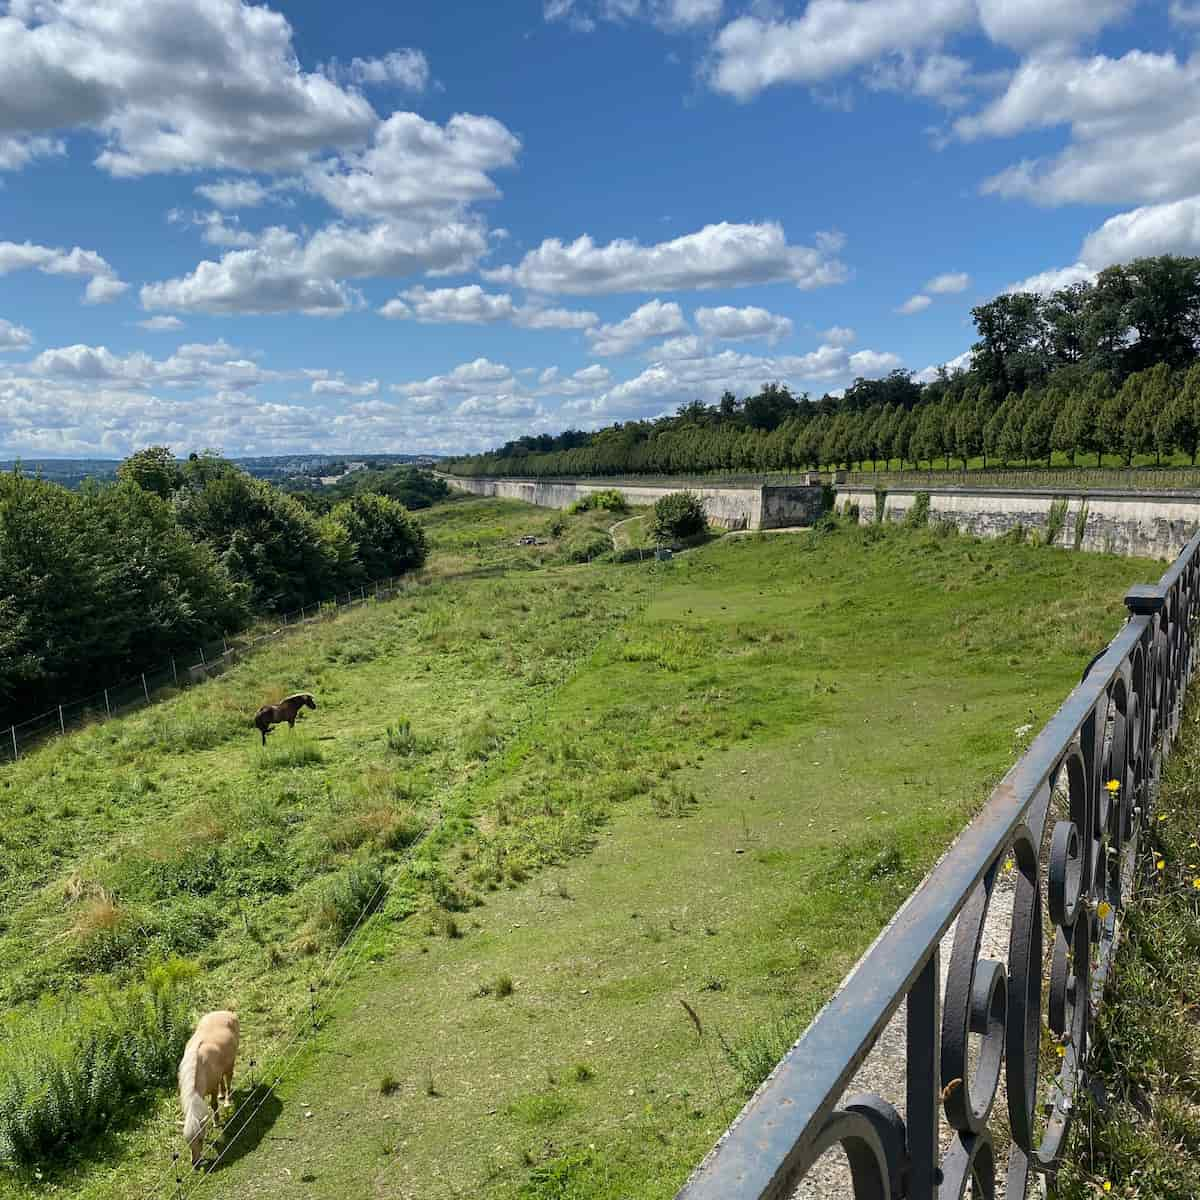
[
  {"x1": 1, "y1": 450, "x2": 430, "y2": 724},
  {"x1": 447, "y1": 255, "x2": 1200, "y2": 479}
]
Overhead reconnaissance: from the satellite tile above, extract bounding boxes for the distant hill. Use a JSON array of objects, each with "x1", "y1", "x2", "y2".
[{"x1": 0, "y1": 452, "x2": 445, "y2": 489}]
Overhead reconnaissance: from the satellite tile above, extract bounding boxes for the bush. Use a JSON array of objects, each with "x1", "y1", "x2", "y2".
[
  {"x1": 315, "y1": 862, "x2": 386, "y2": 939},
  {"x1": 331, "y1": 493, "x2": 428, "y2": 581},
  {"x1": 0, "y1": 960, "x2": 198, "y2": 1164},
  {"x1": 652, "y1": 491, "x2": 707, "y2": 541},
  {"x1": 902, "y1": 492, "x2": 931, "y2": 529},
  {"x1": 567, "y1": 489, "x2": 626, "y2": 514}
]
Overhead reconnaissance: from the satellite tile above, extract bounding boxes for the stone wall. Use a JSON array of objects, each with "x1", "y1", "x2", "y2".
[
  {"x1": 436, "y1": 474, "x2": 824, "y2": 531},
  {"x1": 836, "y1": 485, "x2": 1200, "y2": 560}
]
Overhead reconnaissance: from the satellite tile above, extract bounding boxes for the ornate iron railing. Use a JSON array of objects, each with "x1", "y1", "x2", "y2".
[{"x1": 677, "y1": 530, "x2": 1200, "y2": 1199}]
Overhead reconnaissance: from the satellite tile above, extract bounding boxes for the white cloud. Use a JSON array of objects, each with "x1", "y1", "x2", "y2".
[
  {"x1": 0, "y1": 240, "x2": 127, "y2": 304},
  {"x1": 694, "y1": 304, "x2": 792, "y2": 343},
  {"x1": 377, "y1": 285, "x2": 599, "y2": 330},
  {"x1": 708, "y1": 0, "x2": 973, "y2": 101},
  {"x1": 0, "y1": 0, "x2": 377, "y2": 177},
  {"x1": 821, "y1": 325, "x2": 856, "y2": 345},
  {"x1": 137, "y1": 316, "x2": 185, "y2": 332},
  {"x1": 342, "y1": 50, "x2": 430, "y2": 91},
  {"x1": 0, "y1": 135, "x2": 64, "y2": 171},
  {"x1": 914, "y1": 349, "x2": 972, "y2": 383},
  {"x1": 486, "y1": 222, "x2": 847, "y2": 295},
  {"x1": 958, "y1": 51, "x2": 1200, "y2": 207},
  {"x1": 142, "y1": 221, "x2": 488, "y2": 316},
  {"x1": 1172, "y1": 2, "x2": 1200, "y2": 26},
  {"x1": 26, "y1": 339, "x2": 283, "y2": 390},
  {"x1": 311, "y1": 377, "x2": 380, "y2": 396},
  {"x1": 926, "y1": 271, "x2": 969, "y2": 293},
  {"x1": 195, "y1": 179, "x2": 274, "y2": 209},
  {"x1": 867, "y1": 53, "x2": 978, "y2": 108},
  {"x1": 0, "y1": 319, "x2": 33, "y2": 352},
  {"x1": 546, "y1": 0, "x2": 721, "y2": 31},
  {"x1": 1005, "y1": 262, "x2": 1098, "y2": 295},
  {"x1": 305, "y1": 111, "x2": 520, "y2": 222},
  {"x1": 897, "y1": 294, "x2": 932, "y2": 314},
  {"x1": 171, "y1": 209, "x2": 261, "y2": 248},
  {"x1": 587, "y1": 299, "x2": 688, "y2": 356},
  {"x1": 975, "y1": 0, "x2": 1133, "y2": 50}
]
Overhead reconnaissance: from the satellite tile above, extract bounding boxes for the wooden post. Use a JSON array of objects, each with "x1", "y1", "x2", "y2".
[
  {"x1": 199, "y1": 645, "x2": 206, "y2": 665},
  {"x1": 9, "y1": 726, "x2": 16, "y2": 762},
  {"x1": 222, "y1": 636, "x2": 229, "y2": 654},
  {"x1": 58, "y1": 705, "x2": 65, "y2": 735},
  {"x1": 142, "y1": 673, "x2": 150, "y2": 702},
  {"x1": 171, "y1": 657, "x2": 178, "y2": 685},
  {"x1": 104, "y1": 688, "x2": 111, "y2": 718}
]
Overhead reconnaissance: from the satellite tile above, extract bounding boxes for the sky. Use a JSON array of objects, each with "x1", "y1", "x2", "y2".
[{"x1": 1, "y1": 0, "x2": 1198, "y2": 459}]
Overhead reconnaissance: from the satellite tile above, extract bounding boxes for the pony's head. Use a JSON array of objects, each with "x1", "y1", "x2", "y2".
[{"x1": 301, "y1": 694, "x2": 316, "y2": 710}]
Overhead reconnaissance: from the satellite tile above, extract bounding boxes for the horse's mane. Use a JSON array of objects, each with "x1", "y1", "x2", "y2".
[{"x1": 283, "y1": 692, "x2": 312, "y2": 704}]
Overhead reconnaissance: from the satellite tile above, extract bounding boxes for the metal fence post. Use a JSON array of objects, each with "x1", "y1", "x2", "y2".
[
  {"x1": 104, "y1": 688, "x2": 111, "y2": 718},
  {"x1": 10, "y1": 726, "x2": 16, "y2": 762},
  {"x1": 171, "y1": 657, "x2": 178, "y2": 685},
  {"x1": 58, "y1": 705, "x2": 65, "y2": 735},
  {"x1": 199, "y1": 646, "x2": 206, "y2": 665},
  {"x1": 222, "y1": 636, "x2": 228, "y2": 654},
  {"x1": 142, "y1": 673, "x2": 150, "y2": 702}
]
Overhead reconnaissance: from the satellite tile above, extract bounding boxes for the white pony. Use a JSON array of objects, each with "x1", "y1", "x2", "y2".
[{"x1": 178, "y1": 1010, "x2": 240, "y2": 1167}]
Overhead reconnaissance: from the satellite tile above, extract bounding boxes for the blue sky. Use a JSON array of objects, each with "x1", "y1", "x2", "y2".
[{"x1": 0, "y1": 0, "x2": 1197, "y2": 458}]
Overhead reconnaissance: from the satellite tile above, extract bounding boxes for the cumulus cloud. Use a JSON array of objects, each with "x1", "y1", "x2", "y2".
[
  {"x1": 486, "y1": 222, "x2": 847, "y2": 295},
  {"x1": 975, "y1": 0, "x2": 1133, "y2": 50},
  {"x1": 694, "y1": 304, "x2": 792, "y2": 343},
  {"x1": 587, "y1": 299, "x2": 688, "y2": 356},
  {"x1": 822, "y1": 325, "x2": 856, "y2": 345},
  {"x1": 867, "y1": 53, "x2": 978, "y2": 108},
  {"x1": 26, "y1": 339, "x2": 284, "y2": 390},
  {"x1": 0, "y1": 240, "x2": 127, "y2": 304},
  {"x1": 377, "y1": 284, "x2": 599, "y2": 330},
  {"x1": 897, "y1": 294, "x2": 932, "y2": 315},
  {"x1": 1005, "y1": 263, "x2": 1098, "y2": 295},
  {"x1": 339, "y1": 49, "x2": 430, "y2": 91},
  {"x1": 926, "y1": 271, "x2": 970, "y2": 293},
  {"x1": 137, "y1": 316, "x2": 185, "y2": 332},
  {"x1": 957, "y1": 50, "x2": 1200, "y2": 207},
  {"x1": 142, "y1": 221, "x2": 488, "y2": 315},
  {"x1": 0, "y1": 135, "x2": 64, "y2": 171},
  {"x1": 195, "y1": 179, "x2": 276, "y2": 209},
  {"x1": 305, "y1": 111, "x2": 520, "y2": 223},
  {"x1": 914, "y1": 348, "x2": 973, "y2": 383},
  {"x1": 708, "y1": 0, "x2": 974, "y2": 101},
  {"x1": 0, "y1": 319, "x2": 33, "y2": 352},
  {"x1": 311, "y1": 377, "x2": 380, "y2": 396},
  {"x1": 0, "y1": 0, "x2": 377, "y2": 177}
]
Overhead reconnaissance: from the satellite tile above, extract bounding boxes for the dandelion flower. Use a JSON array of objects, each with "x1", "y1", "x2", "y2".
[
  {"x1": 1103, "y1": 1183, "x2": 1112, "y2": 1194},
  {"x1": 1056, "y1": 1044, "x2": 1067, "y2": 1058},
  {"x1": 1097, "y1": 901, "x2": 1112, "y2": 920},
  {"x1": 1193, "y1": 878, "x2": 1200, "y2": 890},
  {"x1": 1157, "y1": 858, "x2": 1166, "y2": 871},
  {"x1": 1105, "y1": 779, "x2": 1121, "y2": 793}
]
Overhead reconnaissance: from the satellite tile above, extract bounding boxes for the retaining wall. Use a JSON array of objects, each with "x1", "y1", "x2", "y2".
[
  {"x1": 436, "y1": 474, "x2": 823, "y2": 531},
  {"x1": 836, "y1": 485, "x2": 1200, "y2": 559}
]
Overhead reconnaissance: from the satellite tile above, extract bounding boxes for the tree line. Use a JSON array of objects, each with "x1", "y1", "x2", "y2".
[
  {"x1": 0, "y1": 449, "x2": 430, "y2": 725},
  {"x1": 447, "y1": 255, "x2": 1200, "y2": 478}
]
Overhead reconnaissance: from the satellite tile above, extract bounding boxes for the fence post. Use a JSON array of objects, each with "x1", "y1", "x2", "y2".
[
  {"x1": 171, "y1": 657, "x2": 178, "y2": 685},
  {"x1": 104, "y1": 688, "x2": 111, "y2": 718},
  {"x1": 58, "y1": 705, "x2": 65, "y2": 735},
  {"x1": 10, "y1": 725, "x2": 16, "y2": 762},
  {"x1": 199, "y1": 646, "x2": 206, "y2": 665},
  {"x1": 222, "y1": 636, "x2": 228, "y2": 655},
  {"x1": 142, "y1": 673, "x2": 150, "y2": 702}
]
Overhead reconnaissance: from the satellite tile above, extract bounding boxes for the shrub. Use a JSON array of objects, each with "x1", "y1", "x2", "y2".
[
  {"x1": 494, "y1": 974, "x2": 514, "y2": 998},
  {"x1": 258, "y1": 738, "x2": 325, "y2": 770},
  {"x1": 1046, "y1": 497, "x2": 1069, "y2": 547},
  {"x1": 652, "y1": 491, "x2": 706, "y2": 541},
  {"x1": 902, "y1": 492, "x2": 931, "y2": 529},
  {"x1": 0, "y1": 960, "x2": 197, "y2": 1164},
  {"x1": 567, "y1": 489, "x2": 626, "y2": 514}
]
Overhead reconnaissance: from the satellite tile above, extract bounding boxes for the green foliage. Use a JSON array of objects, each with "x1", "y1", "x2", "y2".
[
  {"x1": 652, "y1": 491, "x2": 706, "y2": 541},
  {"x1": 566, "y1": 489, "x2": 626, "y2": 514},
  {"x1": 290, "y1": 467, "x2": 450, "y2": 514},
  {"x1": 115, "y1": 446, "x2": 182, "y2": 498},
  {"x1": 0, "y1": 960, "x2": 197, "y2": 1164},
  {"x1": 331, "y1": 493, "x2": 428, "y2": 581},
  {"x1": 316, "y1": 862, "x2": 386, "y2": 939},
  {"x1": 1046, "y1": 498, "x2": 1069, "y2": 547},
  {"x1": 902, "y1": 492, "x2": 931, "y2": 529}
]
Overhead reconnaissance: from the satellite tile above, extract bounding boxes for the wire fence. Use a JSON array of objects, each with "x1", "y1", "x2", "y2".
[{"x1": 0, "y1": 576, "x2": 413, "y2": 767}]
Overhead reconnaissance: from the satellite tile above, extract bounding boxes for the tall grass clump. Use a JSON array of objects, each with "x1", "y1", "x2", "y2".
[
  {"x1": 315, "y1": 862, "x2": 386, "y2": 939},
  {"x1": 902, "y1": 492, "x2": 931, "y2": 530},
  {"x1": 1045, "y1": 497, "x2": 1069, "y2": 547},
  {"x1": 717, "y1": 1001, "x2": 817, "y2": 1097},
  {"x1": 258, "y1": 737, "x2": 325, "y2": 770},
  {"x1": 0, "y1": 960, "x2": 197, "y2": 1164}
]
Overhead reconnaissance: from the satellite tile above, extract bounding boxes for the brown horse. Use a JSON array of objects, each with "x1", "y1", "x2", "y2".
[{"x1": 253, "y1": 693, "x2": 316, "y2": 745}]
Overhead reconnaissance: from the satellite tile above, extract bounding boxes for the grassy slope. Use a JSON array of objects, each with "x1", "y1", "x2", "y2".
[{"x1": 177, "y1": 524, "x2": 1157, "y2": 1200}]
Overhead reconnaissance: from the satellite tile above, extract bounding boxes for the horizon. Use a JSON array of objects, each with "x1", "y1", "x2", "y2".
[{"x1": 0, "y1": 1, "x2": 1195, "y2": 460}]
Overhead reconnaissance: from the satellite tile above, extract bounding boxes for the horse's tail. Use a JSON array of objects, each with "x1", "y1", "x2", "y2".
[{"x1": 179, "y1": 1040, "x2": 209, "y2": 1160}]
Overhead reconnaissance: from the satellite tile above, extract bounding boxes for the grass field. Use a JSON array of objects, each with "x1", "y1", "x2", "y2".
[{"x1": 0, "y1": 500, "x2": 1163, "y2": 1199}]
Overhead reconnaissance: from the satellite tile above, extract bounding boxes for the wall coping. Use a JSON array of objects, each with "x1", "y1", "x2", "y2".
[{"x1": 838, "y1": 484, "x2": 1200, "y2": 502}]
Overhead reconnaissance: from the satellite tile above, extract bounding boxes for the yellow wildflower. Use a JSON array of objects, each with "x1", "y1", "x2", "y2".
[
  {"x1": 1105, "y1": 779, "x2": 1121, "y2": 793},
  {"x1": 1157, "y1": 858, "x2": 1166, "y2": 871},
  {"x1": 1097, "y1": 901, "x2": 1112, "y2": 920},
  {"x1": 1103, "y1": 1183, "x2": 1113, "y2": 1194},
  {"x1": 1193, "y1": 878, "x2": 1200, "y2": 891}
]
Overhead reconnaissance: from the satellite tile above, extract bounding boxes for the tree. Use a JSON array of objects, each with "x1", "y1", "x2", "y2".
[
  {"x1": 1021, "y1": 390, "x2": 1054, "y2": 467},
  {"x1": 1122, "y1": 256, "x2": 1200, "y2": 373},
  {"x1": 971, "y1": 293, "x2": 1045, "y2": 393},
  {"x1": 1171, "y1": 363, "x2": 1200, "y2": 463},
  {"x1": 1042, "y1": 282, "x2": 1092, "y2": 367},
  {"x1": 652, "y1": 491, "x2": 706, "y2": 541},
  {"x1": 330, "y1": 494, "x2": 427, "y2": 581},
  {"x1": 117, "y1": 446, "x2": 182, "y2": 498},
  {"x1": 998, "y1": 392, "x2": 1026, "y2": 465}
]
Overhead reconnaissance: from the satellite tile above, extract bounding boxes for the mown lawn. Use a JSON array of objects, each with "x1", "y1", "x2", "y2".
[{"x1": 0, "y1": 508, "x2": 1163, "y2": 1199}]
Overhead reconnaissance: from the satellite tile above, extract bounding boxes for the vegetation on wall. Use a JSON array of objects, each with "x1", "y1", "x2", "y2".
[{"x1": 446, "y1": 256, "x2": 1200, "y2": 479}]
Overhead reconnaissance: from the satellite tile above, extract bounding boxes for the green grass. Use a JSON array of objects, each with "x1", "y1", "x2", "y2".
[{"x1": 0, "y1": 503, "x2": 1163, "y2": 1198}]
